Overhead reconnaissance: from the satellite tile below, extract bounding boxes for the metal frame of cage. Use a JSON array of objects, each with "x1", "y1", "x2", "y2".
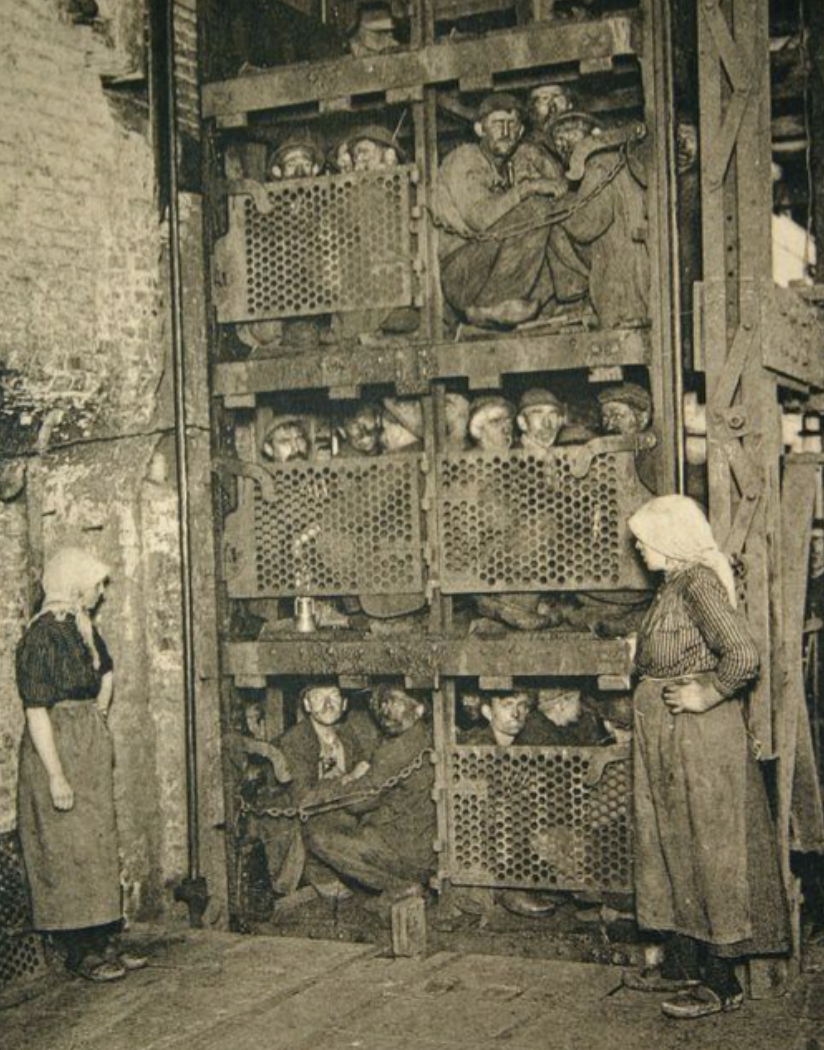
[
  {"x1": 212, "y1": 166, "x2": 421, "y2": 324},
  {"x1": 432, "y1": 685, "x2": 632, "y2": 894}
]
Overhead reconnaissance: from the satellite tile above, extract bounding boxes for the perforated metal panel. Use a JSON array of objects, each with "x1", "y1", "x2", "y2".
[
  {"x1": 223, "y1": 455, "x2": 425, "y2": 598},
  {"x1": 213, "y1": 167, "x2": 417, "y2": 323},
  {"x1": 437, "y1": 448, "x2": 649, "y2": 592},
  {"x1": 445, "y1": 746, "x2": 632, "y2": 892},
  {"x1": 0, "y1": 833, "x2": 45, "y2": 988}
]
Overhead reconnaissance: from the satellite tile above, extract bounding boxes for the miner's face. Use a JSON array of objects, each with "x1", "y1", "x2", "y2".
[
  {"x1": 264, "y1": 422, "x2": 309, "y2": 463},
  {"x1": 377, "y1": 689, "x2": 425, "y2": 736},
  {"x1": 529, "y1": 87, "x2": 571, "y2": 130},
  {"x1": 538, "y1": 690, "x2": 582, "y2": 727},
  {"x1": 474, "y1": 407, "x2": 514, "y2": 451},
  {"x1": 274, "y1": 146, "x2": 318, "y2": 180},
  {"x1": 600, "y1": 400, "x2": 647, "y2": 436},
  {"x1": 482, "y1": 693, "x2": 531, "y2": 739},
  {"x1": 475, "y1": 110, "x2": 524, "y2": 160},
  {"x1": 335, "y1": 143, "x2": 354, "y2": 172},
  {"x1": 520, "y1": 404, "x2": 564, "y2": 449},
  {"x1": 303, "y1": 686, "x2": 346, "y2": 726},
  {"x1": 343, "y1": 405, "x2": 381, "y2": 454},
  {"x1": 552, "y1": 119, "x2": 591, "y2": 162},
  {"x1": 445, "y1": 394, "x2": 470, "y2": 448},
  {"x1": 351, "y1": 138, "x2": 397, "y2": 172}
]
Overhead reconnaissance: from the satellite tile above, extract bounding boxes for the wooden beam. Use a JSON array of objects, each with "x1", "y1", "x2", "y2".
[{"x1": 202, "y1": 16, "x2": 636, "y2": 118}]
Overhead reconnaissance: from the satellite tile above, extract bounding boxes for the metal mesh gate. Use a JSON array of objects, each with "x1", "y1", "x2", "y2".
[
  {"x1": 437, "y1": 448, "x2": 649, "y2": 592},
  {"x1": 223, "y1": 455, "x2": 425, "y2": 598},
  {"x1": 213, "y1": 167, "x2": 417, "y2": 323},
  {"x1": 444, "y1": 745, "x2": 632, "y2": 892},
  {"x1": 0, "y1": 832, "x2": 44, "y2": 990}
]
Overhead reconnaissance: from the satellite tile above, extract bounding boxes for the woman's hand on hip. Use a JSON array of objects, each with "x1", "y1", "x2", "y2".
[
  {"x1": 662, "y1": 678, "x2": 723, "y2": 715},
  {"x1": 49, "y1": 773, "x2": 75, "y2": 811}
]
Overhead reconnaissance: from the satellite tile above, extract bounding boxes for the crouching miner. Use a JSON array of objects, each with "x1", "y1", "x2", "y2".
[{"x1": 304, "y1": 684, "x2": 436, "y2": 908}]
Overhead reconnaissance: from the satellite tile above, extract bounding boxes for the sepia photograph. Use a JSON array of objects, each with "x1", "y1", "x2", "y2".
[{"x1": 0, "y1": 0, "x2": 823, "y2": 1047}]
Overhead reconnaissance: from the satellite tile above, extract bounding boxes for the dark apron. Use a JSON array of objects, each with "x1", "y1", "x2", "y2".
[
  {"x1": 632, "y1": 677, "x2": 787, "y2": 955},
  {"x1": 18, "y1": 701, "x2": 121, "y2": 931}
]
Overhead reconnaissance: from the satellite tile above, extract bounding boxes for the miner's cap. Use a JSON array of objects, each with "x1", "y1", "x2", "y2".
[
  {"x1": 596, "y1": 383, "x2": 652, "y2": 414},
  {"x1": 477, "y1": 92, "x2": 525, "y2": 121},
  {"x1": 519, "y1": 388, "x2": 565, "y2": 413}
]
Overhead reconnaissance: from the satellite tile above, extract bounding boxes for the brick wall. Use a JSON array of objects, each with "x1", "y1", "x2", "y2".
[{"x1": 0, "y1": 2, "x2": 226, "y2": 923}]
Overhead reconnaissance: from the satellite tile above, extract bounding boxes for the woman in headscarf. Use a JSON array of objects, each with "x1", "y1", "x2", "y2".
[
  {"x1": 16, "y1": 547, "x2": 145, "y2": 981},
  {"x1": 623, "y1": 496, "x2": 788, "y2": 1019}
]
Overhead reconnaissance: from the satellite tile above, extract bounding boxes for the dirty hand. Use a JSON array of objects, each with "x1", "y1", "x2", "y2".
[
  {"x1": 662, "y1": 678, "x2": 723, "y2": 715},
  {"x1": 342, "y1": 761, "x2": 370, "y2": 785},
  {"x1": 49, "y1": 773, "x2": 75, "y2": 811},
  {"x1": 265, "y1": 745, "x2": 293, "y2": 784}
]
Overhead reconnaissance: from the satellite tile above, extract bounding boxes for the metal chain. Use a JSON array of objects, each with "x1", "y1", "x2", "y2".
[
  {"x1": 425, "y1": 148, "x2": 629, "y2": 245},
  {"x1": 241, "y1": 747, "x2": 435, "y2": 824}
]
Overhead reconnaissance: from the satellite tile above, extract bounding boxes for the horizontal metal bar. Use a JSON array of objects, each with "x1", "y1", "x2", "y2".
[
  {"x1": 223, "y1": 632, "x2": 634, "y2": 679},
  {"x1": 202, "y1": 16, "x2": 636, "y2": 119},
  {"x1": 212, "y1": 328, "x2": 652, "y2": 399}
]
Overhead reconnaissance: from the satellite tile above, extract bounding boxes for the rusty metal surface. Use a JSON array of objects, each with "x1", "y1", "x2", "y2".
[
  {"x1": 444, "y1": 744, "x2": 632, "y2": 892},
  {"x1": 203, "y1": 19, "x2": 636, "y2": 118},
  {"x1": 223, "y1": 455, "x2": 424, "y2": 598},
  {"x1": 212, "y1": 168, "x2": 417, "y2": 323},
  {"x1": 437, "y1": 448, "x2": 649, "y2": 594},
  {"x1": 222, "y1": 634, "x2": 634, "y2": 682}
]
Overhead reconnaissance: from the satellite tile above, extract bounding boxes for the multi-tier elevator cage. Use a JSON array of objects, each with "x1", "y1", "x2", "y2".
[{"x1": 194, "y1": 0, "x2": 824, "y2": 965}]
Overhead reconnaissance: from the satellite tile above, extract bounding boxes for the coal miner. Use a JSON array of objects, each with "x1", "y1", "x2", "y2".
[
  {"x1": 347, "y1": 124, "x2": 405, "y2": 172},
  {"x1": 261, "y1": 415, "x2": 311, "y2": 463},
  {"x1": 551, "y1": 110, "x2": 650, "y2": 329},
  {"x1": 435, "y1": 93, "x2": 574, "y2": 329},
  {"x1": 462, "y1": 691, "x2": 558, "y2": 918},
  {"x1": 526, "y1": 84, "x2": 575, "y2": 155},
  {"x1": 255, "y1": 683, "x2": 378, "y2": 900},
  {"x1": 597, "y1": 382, "x2": 656, "y2": 493},
  {"x1": 517, "y1": 387, "x2": 594, "y2": 452},
  {"x1": 336, "y1": 402, "x2": 382, "y2": 458},
  {"x1": 597, "y1": 382, "x2": 652, "y2": 436},
  {"x1": 445, "y1": 391, "x2": 471, "y2": 450},
  {"x1": 304, "y1": 685, "x2": 436, "y2": 904},
  {"x1": 268, "y1": 132, "x2": 324, "y2": 181}
]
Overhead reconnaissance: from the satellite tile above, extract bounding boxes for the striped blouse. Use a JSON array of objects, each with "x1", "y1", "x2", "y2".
[
  {"x1": 16, "y1": 612, "x2": 113, "y2": 709},
  {"x1": 634, "y1": 563, "x2": 759, "y2": 697}
]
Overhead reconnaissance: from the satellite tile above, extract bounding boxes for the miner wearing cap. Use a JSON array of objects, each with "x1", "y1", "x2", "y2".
[
  {"x1": 345, "y1": 397, "x2": 428, "y2": 625},
  {"x1": 261, "y1": 415, "x2": 312, "y2": 463},
  {"x1": 550, "y1": 110, "x2": 650, "y2": 329},
  {"x1": 329, "y1": 126, "x2": 419, "y2": 342},
  {"x1": 347, "y1": 124, "x2": 405, "y2": 172},
  {"x1": 269, "y1": 132, "x2": 325, "y2": 180},
  {"x1": 304, "y1": 684, "x2": 436, "y2": 905},
  {"x1": 597, "y1": 382, "x2": 656, "y2": 493},
  {"x1": 435, "y1": 93, "x2": 584, "y2": 329},
  {"x1": 517, "y1": 388, "x2": 594, "y2": 453},
  {"x1": 527, "y1": 84, "x2": 575, "y2": 155}
]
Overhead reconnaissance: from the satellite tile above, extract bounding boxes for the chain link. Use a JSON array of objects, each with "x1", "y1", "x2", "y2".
[
  {"x1": 426, "y1": 148, "x2": 629, "y2": 245},
  {"x1": 241, "y1": 747, "x2": 435, "y2": 824}
]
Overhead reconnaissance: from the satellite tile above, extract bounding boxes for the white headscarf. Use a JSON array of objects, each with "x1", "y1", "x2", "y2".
[
  {"x1": 627, "y1": 495, "x2": 737, "y2": 607},
  {"x1": 33, "y1": 547, "x2": 111, "y2": 668}
]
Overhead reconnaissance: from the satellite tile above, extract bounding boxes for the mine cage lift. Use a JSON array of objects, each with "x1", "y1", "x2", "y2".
[{"x1": 195, "y1": 0, "x2": 824, "y2": 969}]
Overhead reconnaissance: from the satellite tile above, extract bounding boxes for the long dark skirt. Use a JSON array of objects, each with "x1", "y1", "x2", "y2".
[
  {"x1": 633, "y1": 678, "x2": 788, "y2": 955},
  {"x1": 18, "y1": 702, "x2": 121, "y2": 931}
]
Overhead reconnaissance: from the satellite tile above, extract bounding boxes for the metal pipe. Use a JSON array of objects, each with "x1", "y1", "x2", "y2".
[{"x1": 159, "y1": 0, "x2": 207, "y2": 921}]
